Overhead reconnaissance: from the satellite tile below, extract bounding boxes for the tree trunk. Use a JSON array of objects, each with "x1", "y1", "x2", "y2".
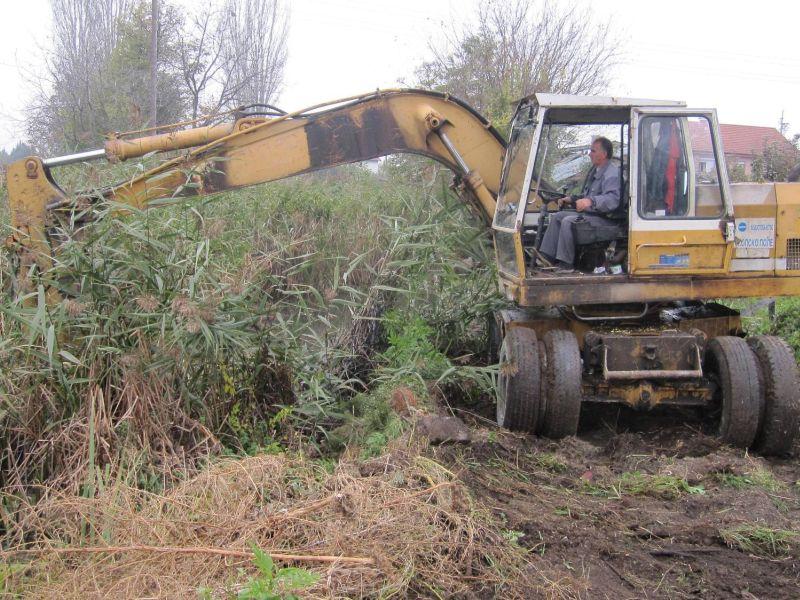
[{"x1": 149, "y1": 0, "x2": 159, "y2": 128}]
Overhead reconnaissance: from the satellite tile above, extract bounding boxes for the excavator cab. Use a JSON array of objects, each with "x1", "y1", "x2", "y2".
[{"x1": 492, "y1": 94, "x2": 738, "y2": 306}]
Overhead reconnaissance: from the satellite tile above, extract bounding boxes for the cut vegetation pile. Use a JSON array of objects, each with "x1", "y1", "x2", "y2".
[{"x1": 1, "y1": 444, "x2": 537, "y2": 598}]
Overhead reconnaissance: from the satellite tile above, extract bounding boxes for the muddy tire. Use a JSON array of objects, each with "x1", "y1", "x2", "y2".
[
  {"x1": 705, "y1": 336, "x2": 763, "y2": 449},
  {"x1": 496, "y1": 326, "x2": 541, "y2": 432},
  {"x1": 538, "y1": 330, "x2": 582, "y2": 439},
  {"x1": 487, "y1": 312, "x2": 503, "y2": 363},
  {"x1": 747, "y1": 336, "x2": 800, "y2": 455}
]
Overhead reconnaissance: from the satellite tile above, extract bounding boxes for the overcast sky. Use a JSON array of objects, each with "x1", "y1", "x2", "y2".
[{"x1": 1, "y1": 0, "x2": 799, "y2": 153}]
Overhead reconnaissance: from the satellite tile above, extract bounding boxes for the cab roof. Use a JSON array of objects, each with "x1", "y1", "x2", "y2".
[
  {"x1": 523, "y1": 94, "x2": 687, "y2": 125},
  {"x1": 532, "y1": 93, "x2": 686, "y2": 109}
]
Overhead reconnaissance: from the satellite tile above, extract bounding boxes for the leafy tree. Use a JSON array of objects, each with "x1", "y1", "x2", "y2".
[
  {"x1": 416, "y1": 0, "x2": 618, "y2": 135},
  {"x1": 26, "y1": 0, "x2": 289, "y2": 153},
  {"x1": 0, "y1": 142, "x2": 35, "y2": 165},
  {"x1": 727, "y1": 162, "x2": 748, "y2": 183},
  {"x1": 751, "y1": 141, "x2": 800, "y2": 182},
  {"x1": 104, "y1": 1, "x2": 187, "y2": 130}
]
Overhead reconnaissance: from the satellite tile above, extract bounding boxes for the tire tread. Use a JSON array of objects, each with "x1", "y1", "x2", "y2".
[{"x1": 748, "y1": 335, "x2": 800, "y2": 455}]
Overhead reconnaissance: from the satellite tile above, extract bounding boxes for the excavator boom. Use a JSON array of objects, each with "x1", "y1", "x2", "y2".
[{"x1": 5, "y1": 89, "x2": 506, "y2": 299}]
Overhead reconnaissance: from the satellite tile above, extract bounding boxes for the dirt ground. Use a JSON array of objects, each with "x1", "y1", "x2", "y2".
[{"x1": 433, "y1": 403, "x2": 800, "y2": 599}]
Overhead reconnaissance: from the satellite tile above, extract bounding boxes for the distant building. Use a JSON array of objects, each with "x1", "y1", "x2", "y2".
[{"x1": 689, "y1": 123, "x2": 796, "y2": 178}]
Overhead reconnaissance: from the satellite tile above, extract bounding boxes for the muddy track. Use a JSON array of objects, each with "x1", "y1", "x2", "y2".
[{"x1": 430, "y1": 408, "x2": 800, "y2": 599}]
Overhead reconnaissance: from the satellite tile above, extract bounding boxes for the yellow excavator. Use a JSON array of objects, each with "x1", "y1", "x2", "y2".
[{"x1": 5, "y1": 89, "x2": 800, "y2": 453}]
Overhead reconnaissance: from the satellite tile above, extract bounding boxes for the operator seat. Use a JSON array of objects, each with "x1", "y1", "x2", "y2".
[{"x1": 571, "y1": 159, "x2": 628, "y2": 271}]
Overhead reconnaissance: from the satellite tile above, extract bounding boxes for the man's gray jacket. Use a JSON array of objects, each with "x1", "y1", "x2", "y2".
[{"x1": 583, "y1": 162, "x2": 621, "y2": 213}]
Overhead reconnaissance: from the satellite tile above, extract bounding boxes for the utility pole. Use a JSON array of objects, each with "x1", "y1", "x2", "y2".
[{"x1": 149, "y1": 0, "x2": 159, "y2": 129}]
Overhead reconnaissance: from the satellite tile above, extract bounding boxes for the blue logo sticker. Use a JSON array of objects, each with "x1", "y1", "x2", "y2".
[
  {"x1": 738, "y1": 222, "x2": 747, "y2": 232},
  {"x1": 659, "y1": 253, "x2": 690, "y2": 267}
]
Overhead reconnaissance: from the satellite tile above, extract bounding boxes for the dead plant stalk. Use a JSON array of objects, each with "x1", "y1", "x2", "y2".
[{"x1": 1, "y1": 544, "x2": 375, "y2": 565}]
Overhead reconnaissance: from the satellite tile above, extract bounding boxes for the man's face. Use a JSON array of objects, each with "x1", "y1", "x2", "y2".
[{"x1": 589, "y1": 141, "x2": 608, "y2": 167}]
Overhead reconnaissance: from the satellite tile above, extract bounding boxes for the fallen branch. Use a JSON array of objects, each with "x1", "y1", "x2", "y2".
[{"x1": 1, "y1": 544, "x2": 375, "y2": 566}]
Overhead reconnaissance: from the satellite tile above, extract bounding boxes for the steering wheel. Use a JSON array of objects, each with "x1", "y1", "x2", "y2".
[{"x1": 529, "y1": 180, "x2": 564, "y2": 203}]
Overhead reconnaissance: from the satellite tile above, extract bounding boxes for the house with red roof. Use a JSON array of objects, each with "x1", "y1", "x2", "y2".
[{"x1": 689, "y1": 122, "x2": 797, "y2": 180}]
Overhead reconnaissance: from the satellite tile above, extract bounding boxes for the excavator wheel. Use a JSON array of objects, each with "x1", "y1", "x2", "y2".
[
  {"x1": 496, "y1": 326, "x2": 541, "y2": 433},
  {"x1": 705, "y1": 336, "x2": 763, "y2": 449},
  {"x1": 538, "y1": 330, "x2": 582, "y2": 439},
  {"x1": 747, "y1": 336, "x2": 800, "y2": 455}
]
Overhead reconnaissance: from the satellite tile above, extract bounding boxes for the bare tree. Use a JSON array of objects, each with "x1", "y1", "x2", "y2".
[
  {"x1": 27, "y1": 0, "x2": 133, "y2": 151},
  {"x1": 150, "y1": 0, "x2": 159, "y2": 126},
  {"x1": 27, "y1": 0, "x2": 192, "y2": 152},
  {"x1": 173, "y1": 5, "x2": 229, "y2": 120},
  {"x1": 417, "y1": 0, "x2": 618, "y2": 130},
  {"x1": 170, "y1": 0, "x2": 288, "y2": 120},
  {"x1": 172, "y1": 3, "x2": 241, "y2": 120},
  {"x1": 221, "y1": 0, "x2": 289, "y2": 108}
]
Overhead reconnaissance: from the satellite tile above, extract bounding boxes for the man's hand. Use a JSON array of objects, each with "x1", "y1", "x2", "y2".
[{"x1": 575, "y1": 198, "x2": 592, "y2": 212}]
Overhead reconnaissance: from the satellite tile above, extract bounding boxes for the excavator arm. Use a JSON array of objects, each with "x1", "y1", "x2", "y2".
[{"x1": 5, "y1": 89, "x2": 506, "y2": 300}]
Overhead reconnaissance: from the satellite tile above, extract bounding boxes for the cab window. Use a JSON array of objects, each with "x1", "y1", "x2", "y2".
[
  {"x1": 638, "y1": 116, "x2": 724, "y2": 219},
  {"x1": 495, "y1": 105, "x2": 537, "y2": 229}
]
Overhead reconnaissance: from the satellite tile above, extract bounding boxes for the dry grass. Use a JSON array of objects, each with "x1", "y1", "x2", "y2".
[{"x1": 2, "y1": 443, "x2": 538, "y2": 598}]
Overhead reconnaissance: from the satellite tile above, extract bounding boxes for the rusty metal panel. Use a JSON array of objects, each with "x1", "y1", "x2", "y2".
[
  {"x1": 584, "y1": 379, "x2": 713, "y2": 408},
  {"x1": 600, "y1": 333, "x2": 701, "y2": 380},
  {"x1": 516, "y1": 274, "x2": 800, "y2": 307},
  {"x1": 305, "y1": 106, "x2": 406, "y2": 169}
]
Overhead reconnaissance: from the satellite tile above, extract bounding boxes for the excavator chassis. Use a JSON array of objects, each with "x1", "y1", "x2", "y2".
[{"x1": 494, "y1": 302, "x2": 800, "y2": 455}]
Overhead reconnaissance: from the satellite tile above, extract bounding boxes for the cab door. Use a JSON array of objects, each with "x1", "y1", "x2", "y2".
[{"x1": 629, "y1": 108, "x2": 734, "y2": 275}]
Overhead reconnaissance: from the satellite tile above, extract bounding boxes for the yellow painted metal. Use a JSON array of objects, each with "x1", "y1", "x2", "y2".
[
  {"x1": 629, "y1": 229, "x2": 732, "y2": 275},
  {"x1": 775, "y1": 182, "x2": 800, "y2": 276},
  {"x1": 107, "y1": 91, "x2": 505, "y2": 219},
  {"x1": 7, "y1": 86, "x2": 800, "y2": 312},
  {"x1": 4, "y1": 158, "x2": 65, "y2": 303},
  {"x1": 105, "y1": 123, "x2": 235, "y2": 162}
]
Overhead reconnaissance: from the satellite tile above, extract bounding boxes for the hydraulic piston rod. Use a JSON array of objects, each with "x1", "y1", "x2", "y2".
[
  {"x1": 42, "y1": 148, "x2": 107, "y2": 168},
  {"x1": 41, "y1": 123, "x2": 238, "y2": 168}
]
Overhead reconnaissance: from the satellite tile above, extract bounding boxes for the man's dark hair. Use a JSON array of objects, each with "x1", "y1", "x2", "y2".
[{"x1": 594, "y1": 136, "x2": 613, "y2": 159}]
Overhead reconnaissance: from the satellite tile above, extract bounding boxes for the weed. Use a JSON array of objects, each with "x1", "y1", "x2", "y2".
[
  {"x1": 716, "y1": 469, "x2": 783, "y2": 492},
  {"x1": 619, "y1": 472, "x2": 705, "y2": 499},
  {"x1": 502, "y1": 529, "x2": 526, "y2": 546},
  {"x1": 583, "y1": 472, "x2": 705, "y2": 500},
  {"x1": 533, "y1": 453, "x2": 568, "y2": 474},
  {"x1": 235, "y1": 544, "x2": 319, "y2": 600},
  {"x1": 382, "y1": 311, "x2": 451, "y2": 378},
  {"x1": 325, "y1": 378, "x2": 417, "y2": 456},
  {"x1": 721, "y1": 524, "x2": 799, "y2": 558},
  {"x1": 553, "y1": 506, "x2": 585, "y2": 519}
]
